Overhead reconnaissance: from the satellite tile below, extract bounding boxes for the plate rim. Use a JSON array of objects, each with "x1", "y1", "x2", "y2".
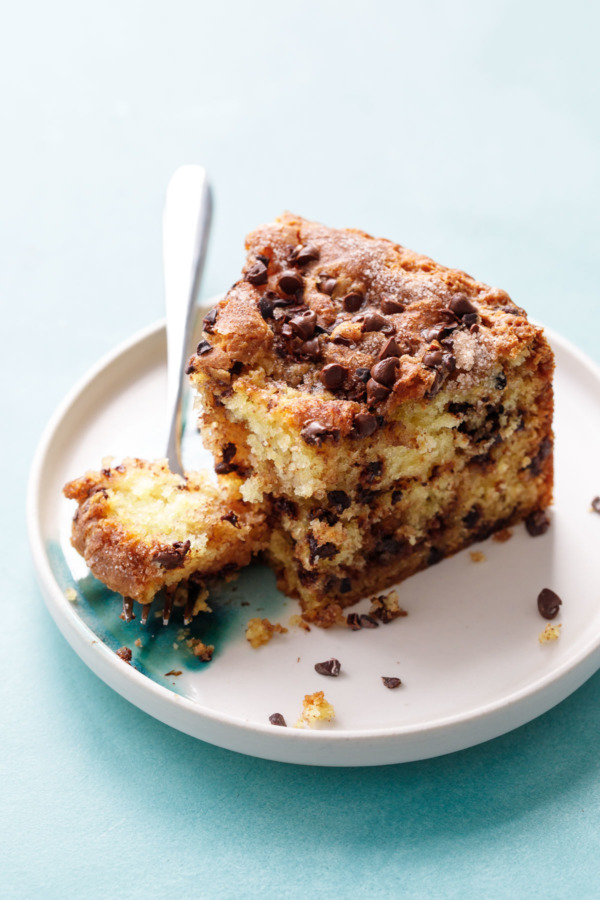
[{"x1": 27, "y1": 308, "x2": 600, "y2": 764}]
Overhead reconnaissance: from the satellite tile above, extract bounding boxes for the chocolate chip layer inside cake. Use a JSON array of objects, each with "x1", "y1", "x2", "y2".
[
  {"x1": 187, "y1": 213, "x2": 554, "y2": 625},
  {"x1": 64, "y1": 459, "x2": 269, "y2": 614}
]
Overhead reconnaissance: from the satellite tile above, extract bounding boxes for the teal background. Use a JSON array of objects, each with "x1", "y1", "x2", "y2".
[{"x1": 4, "y1": 1, "x2": 600, "y2": 897}]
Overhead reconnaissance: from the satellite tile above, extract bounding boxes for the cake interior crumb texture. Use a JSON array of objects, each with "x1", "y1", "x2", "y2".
[{"x1": 65, "y1": 214, "x2": 554, "y2": 627}]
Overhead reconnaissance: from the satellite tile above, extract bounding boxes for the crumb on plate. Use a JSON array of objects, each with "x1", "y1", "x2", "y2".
[
  {"x1": 539, "y1": 623, "x2": 562, "y2": 643},
  {"x1": 245, "y1": 617, "x2": 288, "y2": 648},
  {"x1": 294, "y1": 690, "x2": 335, "y2": 728}
]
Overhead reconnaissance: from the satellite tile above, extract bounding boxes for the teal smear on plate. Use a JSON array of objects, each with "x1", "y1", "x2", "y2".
[{"x1": 46, "y1": 539, "x2": 289, "y2": 699}]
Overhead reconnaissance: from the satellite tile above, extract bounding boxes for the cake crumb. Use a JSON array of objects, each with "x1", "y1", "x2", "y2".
[
  {"x1": 289, "y1": 614, "x2": 311, "y2": 632},
  {"x1": 172, "y1": 642, "x2": 179, "y2": 650},
  {"x1": 294, "y1": 691, "x2": 335, "y2": 728},
  {"x1": 245, "y1": 617, "x2": 288, "y2": 648},
  {"x1": 116, "y1": 646, "x2": 132, "y2": 663},
  {"x1": 186, "y1": 638, "x2": 214, "y2": 661},
  {"x1": 65, "y1": 587, "x2": 78, "y2": 603},
  {"x1": 165, "y1": 669, "x2": 182, "y2": 676},
  {"x1": 539, "y1": 623, "x2": 562, "y2": 643},
  {"x1": 134, "y1": 638, "x2": 142, "y2": 648},
  {"x1": 368, "y1": 590, "x2": 408, "y2": 624},
  {"x1": 492, "y1": 528, "x2": 513, "y2": 543},
  {"x1": 470, "y1": 551, "x2": 486, "y2": 563}
]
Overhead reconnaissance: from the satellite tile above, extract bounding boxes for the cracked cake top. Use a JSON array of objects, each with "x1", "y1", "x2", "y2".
[{"x1": 187, "y1": 213, "x2": 548, "y2": 441}]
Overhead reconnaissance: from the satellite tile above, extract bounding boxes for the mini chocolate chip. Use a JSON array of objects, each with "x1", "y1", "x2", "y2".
[
  {"x1": 290, "y1": 243, "x2": 320, "y2": 266},
  {"x1": 421, "y1": 324, "x2": 448, "y2": 342},
  {"x1": 299, "y1": 337, "x2": 321, "y2": 360},
  {"x1": 592, "y1": 497, "x2": 600, "y2": 514},
  {"x1": 443, "y1": 351, "x2": 456, "y2": 372},
  {"x1": 342, "y1": 291, "x2": 364, "y2": 312},
  {"x1": 116, "y1": 646, "x2": 132, "y2": 663},
  {"x1": 360, "y1": 614, "x2": 379, "y2": 629},
  {"x1": 328, "y1": 490, "x2": 351, "y2": 512},
  {"x1": 154, "y1": 540, "x2": 191, "y2": 569},
  {"x1": 428, "y1": 546, "x2": 444, "y2": 566},
  {"x1": 196, "y1": 340, "x2": 213, "y2": 355},
  {"x1": 463, "y1": 312, "x2": 479, "y2": 327},
  {"x1": 371, "y1": 357, "x2": 400, "y2": 386},
  {"x1": 301, "y1": 420, "x2": 340, "y2": 445},
  {"x1": 537, "y1": 588, "x2": 562, "y2": 620},
  {"x1": 495, "y1": 372, "x2": 507, "y2": 390},
  {"x1": 382, "y1": 677, "x2": 402, "y2": 689},
  {"x1": 332, "y1": 335, "x2": 353, "y2": 347},
  {"x1": 221, "y1": 511, "x2": 239, "y2": 528},
  {"x1": 339, "y1": 577, "x2": 352, "y2": 594},
  {"x1": 269, "y1": 713, "x2": 287, "y2": 726},
  {"x1": 222, "y1": 442, "x2": 236, "y2": 463},
  {"x1": 525, "y1": 509, "x2": 550, "y2": 536},
  {"x1": 246, "y1": 261, "x2": 268, "y2": 285},
  {"x1": 423, "y1": 349, "x2": 443, "y2": 368},
  {"x1": 529, "y1": 437, "x2": 552, "y2": 476},
  {"x1": 449, "y1": 295, "x2": 478, "y2": 318},
  {"x1": 308, "y1": 535, "x2": 338, "y2": 562},
  {"x1": 378, "y1": 337, "x2": 402, "y2": 360},
  {"x1": 355, "y1": 367, "x2": 371, "y2": 382},
  {"x1": 380, "y1": 297, "x2": 405, "y2": 314},
  {"x1": 185, "y1": 362, "x2": 196, "y2": 375},
  {"x1": 203, "y1": 308, "x2": 218, "y2": 333},
  {"x1": 317, "y1": 275, "x2": 337, "y2": 295},
  {"x1": 258, "y1": 295, "x2": 276, "y2": 319},
  {"x1": 353, "y1": 412, "x2": 378, "y2": 436},
  {"x1": 278, "y1": 270, "x2": 304, "y2": 295},
  {"x1": 346, "y1": 613, "x2": 362, "y2": 630},
  {"x1": 362, "y1": 311, "x2": 393, "y2": 333},
  {"x1": 367, "y1": 378, "x2": 391, "y2": 404},
  {"x1": 290, "y1": 309, "x2": 317, "y2": 340},
  {"x1": 392, "y1": 490, "x2": 403, "y2": 503},
  {"x1": 320, "y1": 363, "x2": 349, "y2": 390},
  {"x1": 314, "y1": 658, "x2": 341, "y2": 677}
]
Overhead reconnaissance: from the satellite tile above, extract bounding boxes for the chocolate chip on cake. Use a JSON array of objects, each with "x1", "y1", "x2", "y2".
[
  {"x1": 317, "y1": 275, "x2": 337, "y2": 295},
  {"x1": 299, "y1": 337, "x2": 321, "y2": 360},
  {"x1": 371, "y1": 357, "x2": 400, "y2": 387},
  {"x1": 278, "y1": 270, "x2": 304, "y2": 295},
  {"x1": 196, "y1": 340, "x2": 213, "y2": 356},
  {"x1": 382, "y1": 676, "x2": 402, "y2": 689},
  {"x1": 203, "y1": 308, "x2": 218, "y2": 333},
  {"x1": 290, "y1": 243, "x2": 320, "y2": 266},
  {"x1": 423, "y1": 349, "x2": 444, "y2": 368},
  {"x1": 378, "y1": 337, "x2": 402, "y2": 360},
  {"x1": 314, "y1": 658, "x2": 341, "y2": 677},
  {"x1": 320, "y1": 363, "x2": 349, "y2": 390},
  {"x1": 362, "y1": 311, "x2": 394, "y2": 333},
  {"x1": 269, "y1": 713, "x2": 287, "y2": 726},
  {"x1": 301, "y1": 420, "x2": 340, "y2": 445},
  {"x1": 380, "y1": 296, "x2": 405, "y2": 314},
  {"x1": 367, "y1": 378, "x2": 391, "y2": 404},
  {"x1": 342, "y1": 291, "x2": 364, "y2": 312},
  {"x1": 246, "y1": 260, "x2": 268, "y2": 285},
  {"x1": 353, "y1": 412, "x2": 378, "y2": 437},
  {"x1": 290, "y1": 309, "x2": 317, "y2": 340},
  {"x1": 525, "y1": 509, "x2": 550, "y2": 536},
  {"x1": 328, "y1": 490, "x2": 351, "y2": 512},
  {"x1": 355, "y1": 367, "x2": 371, "y2": 382},
  {"x1": 448, "y1": 295, "x2": 478, "y2": 319},
  {"x1": 537, "y1": 588, "x2": 562, "y2": 620},
  {"x1": 154, "y1": 540, "x2": 191, "y2": 569}
]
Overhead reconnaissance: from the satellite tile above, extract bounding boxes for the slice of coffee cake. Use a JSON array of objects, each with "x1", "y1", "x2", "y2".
[
  {"x1": 64, "y1": 459, "x2": 269, "y2": 619},
  {"x1": 187, "y1": 213, "x2": 554, "y2": 625}
]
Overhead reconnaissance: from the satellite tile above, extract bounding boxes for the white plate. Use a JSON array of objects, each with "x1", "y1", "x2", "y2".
[{"x1": 28, "y1": 306, "x2": 600, "y2": 766}]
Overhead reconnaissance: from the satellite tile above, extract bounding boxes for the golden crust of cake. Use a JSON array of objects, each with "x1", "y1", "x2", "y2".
[
  {"x1": 64, "y1": 459, "x2": 269, "y2": 604},
  {"x1": 188, "y1": 213, "x2": 551, "y2": 444}
]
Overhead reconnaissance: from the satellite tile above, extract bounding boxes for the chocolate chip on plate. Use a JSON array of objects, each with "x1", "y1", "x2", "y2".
[
  {"x1": 592, "y1": 497, "x2": 600, "y2": 514},
  {"x1": 320, "y1": 363, "x2": 348, "y2": 390},
  {"x1": 314, "y1": 658, "x2": 341, "y2": 677},
  {"x1": 537, "y1": 588, "x2": 562, "y2": 620},
  {"x1": 269, "y1": 713, "x2": 287, "y2": 726},
  {"x1": 525, "y1": 509, "x2": 550, "y2": 536},
  {"x1": 346, "y1": 612, "x2": 362, "y2": 630},
  {"x1": 382, "y1": 677, "x2": 402, "y2": 689},
  {"x1": 359, "y1": 614, "x2": 379, "y2": 629}
]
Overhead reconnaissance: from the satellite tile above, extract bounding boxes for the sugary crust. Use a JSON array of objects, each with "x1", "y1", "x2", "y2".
[
  {"x1": 188, "y1": 214, "x2": 550, "y2": 441},
  {"x1": 64, "y1": 459, "x2": 269, "y2": 604}
]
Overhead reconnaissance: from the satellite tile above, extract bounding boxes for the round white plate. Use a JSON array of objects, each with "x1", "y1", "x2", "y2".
[{"x1": 28, "y1": 307, "x2": 600, "y2": 766}]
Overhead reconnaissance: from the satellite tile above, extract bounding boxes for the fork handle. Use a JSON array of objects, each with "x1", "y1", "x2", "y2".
[{"x1": 163, "y1": 166, "x2": 212, "y2": 475}]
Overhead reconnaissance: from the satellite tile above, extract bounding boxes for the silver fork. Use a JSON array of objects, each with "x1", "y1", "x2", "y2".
[
  {"x1": 163, "y1": 165, "x2": 212, "y2": 476},
  {"x1": 124, "y1": 167, "x2": 212, "y2": 627}
]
